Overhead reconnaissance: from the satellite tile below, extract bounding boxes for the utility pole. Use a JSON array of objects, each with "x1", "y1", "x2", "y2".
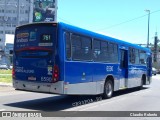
[
  {"x1": 154, "y1": 32, "x2": 158, "y2": 62},
  {"x1": 145, "y1": 10, "x2": 150, "y2": 48}
]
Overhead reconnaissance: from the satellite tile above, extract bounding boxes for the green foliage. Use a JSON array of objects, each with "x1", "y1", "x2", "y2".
[
  {"x1": 0, "y1": 70, "x2": 12, "y2": 83},
  {"x1": 0, "y1": 70, "x2": 12, "y2": 74},
  {"x1": 0, "y1": 75, "x2": 12, "y2": 83}
]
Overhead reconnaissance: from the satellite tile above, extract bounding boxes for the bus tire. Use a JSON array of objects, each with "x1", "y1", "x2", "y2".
[
  {"x1": 102, "y1": 80, "x2": 113, "y2": 99},
  {"x1": 138, "y1": 75, "x2": 145, "y2": 90}
]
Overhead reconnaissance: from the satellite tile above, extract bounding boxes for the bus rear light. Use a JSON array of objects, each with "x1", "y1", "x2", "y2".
[
  {"x1": 12, "y1": 67, "x2": 15, "y2": 79},
  {"x1": 52, "y1": 65, "x2": 59, "y2": 83}
]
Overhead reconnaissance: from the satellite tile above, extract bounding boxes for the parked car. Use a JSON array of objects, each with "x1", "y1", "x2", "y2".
[
  {"x1": 152, "y1": 67, "x2": 157, "y2": 75},
  {"x1": 0, "y1": 63, "x2": 8, "y2": 70},
  {"x1": 9, "y1": 65, "x2": 13, "y2": 69}
]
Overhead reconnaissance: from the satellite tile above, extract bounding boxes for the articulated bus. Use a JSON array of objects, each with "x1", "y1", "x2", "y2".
[{"x1": 13, "y1": 22, "x2": 152, "y2": 98}]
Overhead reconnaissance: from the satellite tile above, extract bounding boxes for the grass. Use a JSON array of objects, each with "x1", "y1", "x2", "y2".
[
  {"x1": 0, "y1": 76, "x2": 12, "y2": 83},
  {"x1": 0, "y1": 70, "x2": 12, "y2": 83},
  {"x1": 0, "y1": 70, "x2": 12, "y2": 74}
]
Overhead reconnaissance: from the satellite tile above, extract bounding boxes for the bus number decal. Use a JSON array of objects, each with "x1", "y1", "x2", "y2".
[{"x1": 41, "y1": 77, "x2": 52, "y2": 82}]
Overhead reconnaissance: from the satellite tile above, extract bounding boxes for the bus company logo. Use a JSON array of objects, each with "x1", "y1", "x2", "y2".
[
  {"x1": 130, "y1": 67, "x2": 143, "y2": 74},
  {"x1": 2, "y1": 112, "x2": 11, "y2": 117},
  {"x1": 106, "y1": 66, "x2": 113, "y2": 72}
]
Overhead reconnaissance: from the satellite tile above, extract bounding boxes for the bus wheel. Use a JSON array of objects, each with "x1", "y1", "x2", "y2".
[
  {"x1": 138, "y1": 75, "x2": 145, "y2": 90},
  {"x1": 103, "y1": 80, "x2": 113, "y2": 99}
]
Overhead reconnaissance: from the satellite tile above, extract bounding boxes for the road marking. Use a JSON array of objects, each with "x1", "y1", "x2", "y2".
[
  {"x1": 0, "y1": 109, "x2": 6, "y2": 111},
  {"x1": 68, "y1": 89, "x2": 152, "y2": 111},
  {"x1": 66, "y1": 89, "x2": 152, "y2": 111},
  {"x1": 80, "y1": 97, "x2": 126, "y2": 111},
  {"x1": 66, "y1": 96, "x2": 126, "y2": 111}
]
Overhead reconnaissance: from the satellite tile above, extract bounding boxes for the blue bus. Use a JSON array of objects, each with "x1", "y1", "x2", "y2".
[{"x1": 13, "y1": 22, "x2": 152, "y2": 98}]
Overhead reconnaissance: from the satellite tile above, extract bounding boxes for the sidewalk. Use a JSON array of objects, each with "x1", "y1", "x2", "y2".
[
  {"x1": 0, "y1": 82, "x2": 14, "y2": 92},
  {"x1": 0, "y1": 82, "x2": 12, "y2": 87}
]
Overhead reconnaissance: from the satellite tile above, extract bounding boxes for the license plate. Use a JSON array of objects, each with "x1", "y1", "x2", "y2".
[
  {"x1": 26, "y1": 84, "x2": 37, "y2": 90},
  {"x1": 28, "y1": 76, "x2": 36, "y2": 81}
]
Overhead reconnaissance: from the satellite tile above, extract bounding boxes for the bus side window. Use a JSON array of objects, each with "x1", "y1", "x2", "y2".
[
  {"x1": 135, "y1": 49, "x2": 140, "y2": 64},
  {"x1": 65, "y1": 32, "x2": 71, "y2": 60},
  {"x1": 71, "y1": 34, "x2": 81, "y2": 60},
  {"x1": 129, "y1": 48, "x2": 135, "y2": 64},
  {"x1": 81, "y1": 36, "x2": 92, "y2": 61},
  {"x1": 93, "y1": 40, "x2": 101, "y2": 61},
  {"x1": 113, "y1": 44, "x2": 118, "y2": 63},
  {"x1": 140, "y1": 50, "x2": 146, "y2": 64},
  {"x1": 71, "y1": 34, "x2": 92, "y2": 61},
  {"x1": 100, "y1": 41, "x2": 108, "y2": 62}
]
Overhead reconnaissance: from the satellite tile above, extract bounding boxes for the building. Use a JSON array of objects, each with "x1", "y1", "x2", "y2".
[
  {"x1": 0, "y1": 0, "x2": 33, "y2": 51},
  {"x1": 0, "y1": 0, "x2": 57, "y2": 65},
  {"x1": 0, "y1": 0, "x2": 57, "y2": 50},
  {"x1": 0, "y1": 0, "x2": 33, "y2": 65}
]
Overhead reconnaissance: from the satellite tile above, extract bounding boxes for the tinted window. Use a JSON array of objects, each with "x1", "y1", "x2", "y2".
[
  {"x1": 72, "y1": 34, "x2": 92, "y2": 61},
  {"x1": 135, "y1": 49, "x2": 140, "y2": 64},
  {"x1": 113, "y1": 44, "x2": 118, "y2": 62},
  {"x1": 65, "y1": 32, "x2": 71, "y2": 60},
  {"x1": 93, "y1": 40, "x2": 101, "y2": 59},
  {"x1": 93, "y1": 40, "x2": 118, "y2": 63},
  {"x1": 93, "y1": 40, "x2": 106, "y2": 62},
  {"x1": 100, "y1": 41, "x2": 108, "y2": 62},
  {"x1": 16, "y1": 50, "x2": 51, "y2": 58},
  {"x1": 108, "y1": 43, "x2": 114, "y2": 53},
  {"x1": 140, "y1": 50, "x2": 146, "y2": 64},
  {"x1": 15, "y1": 24, "x2": 56, "y2": 50},
  {"x1": 129, "y1": 48, "x2": 135, "y2": 64}
]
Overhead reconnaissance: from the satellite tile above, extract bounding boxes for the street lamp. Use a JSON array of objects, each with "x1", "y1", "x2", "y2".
[{"x1": 145, "y1": 9, "x2": 150, "y2": 48}]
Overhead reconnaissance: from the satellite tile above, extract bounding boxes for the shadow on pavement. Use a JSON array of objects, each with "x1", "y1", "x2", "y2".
[{"x1": 4, "y1": 87, "x2": 149, "y2": 111}]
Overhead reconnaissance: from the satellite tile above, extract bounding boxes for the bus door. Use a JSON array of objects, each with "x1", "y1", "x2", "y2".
[{"x1": 119, "y1": 49, "x2": 128, "y2": 88}]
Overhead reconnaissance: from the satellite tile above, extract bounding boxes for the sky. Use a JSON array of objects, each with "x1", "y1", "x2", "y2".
[{"x1": 57, "y1": 0, "x2": 160, "y2": 45}]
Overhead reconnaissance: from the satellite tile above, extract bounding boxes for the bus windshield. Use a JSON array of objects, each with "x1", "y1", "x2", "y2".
[{"x1": 15, "y1": 23, "x2": 57, "y2": 51}]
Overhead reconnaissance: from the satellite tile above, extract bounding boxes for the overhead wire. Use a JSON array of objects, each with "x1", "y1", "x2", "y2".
[
  {"x1": 57, "y1": 17, "x2": 73, "y2": 25},
  {"x1": 96, "y1": 9, "x2": 160, "y2": 31},
  {"x1": 58, "y1": 9, "x2": 160, "y2": 31}
]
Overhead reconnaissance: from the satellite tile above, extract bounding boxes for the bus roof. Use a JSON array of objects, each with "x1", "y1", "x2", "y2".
[
  {"x1": 16, "y1": 22, "x2": 150, "y2": 53},
  {"x1": 58, "y1": 22, "x2": 151, "y2": 53},
  {"x1": 16, "y1": 22, "x2": 58, "y2": 29}
]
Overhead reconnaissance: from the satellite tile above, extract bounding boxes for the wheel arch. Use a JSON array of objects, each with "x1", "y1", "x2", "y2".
[
  {"x1": 105, "y1": 75, "x2": 115, "y2": 89},
  {"x1": 102, "y1": 74, "x2": 115, "y2": 99}
]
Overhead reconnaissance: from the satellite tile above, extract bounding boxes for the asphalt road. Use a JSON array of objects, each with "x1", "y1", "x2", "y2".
[{"x1": 0, "y1": 75, "x2": 160, "y2": 120}]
